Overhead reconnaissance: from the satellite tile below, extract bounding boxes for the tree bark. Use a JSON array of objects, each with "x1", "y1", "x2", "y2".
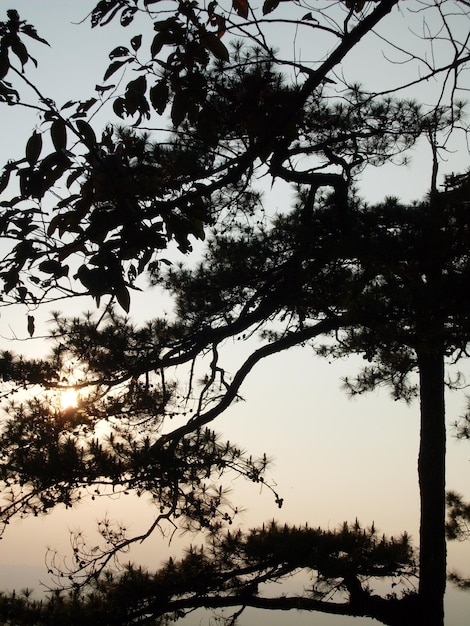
[{"x1": 417, "y1": 347, "x2": 446, "y2": 626}]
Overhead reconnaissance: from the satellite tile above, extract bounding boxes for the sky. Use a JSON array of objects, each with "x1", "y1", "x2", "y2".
[{"x1": 0, "y1": 2, "x2": 470, "y2": 625}]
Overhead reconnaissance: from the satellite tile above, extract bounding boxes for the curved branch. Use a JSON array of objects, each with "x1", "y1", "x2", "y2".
[{"x1": 157, "y1": 315, "x2": 347, "y2": 447}]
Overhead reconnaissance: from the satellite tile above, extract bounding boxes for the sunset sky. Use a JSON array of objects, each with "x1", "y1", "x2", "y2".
[{"x1": 1, "y1": 2, "x2": 470, "y2": 625}]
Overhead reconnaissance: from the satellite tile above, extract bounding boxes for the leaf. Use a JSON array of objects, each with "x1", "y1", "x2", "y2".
[
  {"x1": 201, "y1": 32, "x2": 229, "y2": 62},
  {"x1": 27, "y1": 314, "x2": 35, "y2": 337},
  {"x1": 0, "y1": 80, "x2": 19, "y2": 103},
  {"x1": 76, "y1": 120, "x2": 97, "y2": 148},
  {"x1": 171, "y1": 90, "x2": 187, "y2": 127},
  {"x1": 20, "y1": 23, "x2": 50, "y2": 46},
  {"x1": 11, "y1": 39, "x2": 28, "y2": 68},
  {"x1": 109, "y1": 46, "x2": 130, "y2": 59},
  {"x1": 126, "y1": 75, "x2": 147, "y2": 95},
  {"x1": 113, "y1": 97, "x2": 126, "y2": 118},
  {"x1": 25, "y1": 131, "x2": 42, "y2": 166},
  {"x1": 233, "y1": 0, "x2": 250, "y2": 18},
  {"x1": 50, "y1": 119, "x2": 67, "y2": 152},
  {"x1": 149, "y1": 80, "x2": 169, "y2": 115},
  {"x1": 124, "y1": 75, "x2": 148, "y2": 116},
  {"x1": 115, "y1": 283, "x2": 130, "y2": 313},
  {"x1": 76, "y1": 98, "x2": 98, "y2": 115},
  {"x1": 262, "y1": 0, "x2": 280, "y2": 15},
  {"x1": 66, "y1": 167, "x2": 84, "y2": 188},
  {"x1": 150, "y1": 33, "x2": 166, "y2": 58},
  {"x1": 7, "y1": 9, "x2": 20, "y2": 22},
  {"x1": 38, "y1": 259, "x2": 68, "y2": 277},
  {"x1": 130, "y1": 35, "x2": 142, "y2": 51},
  {"x1": 91, "y1": 0, "x2": 122, "y2": 28},
  {"x1": 61, "y1": 100, "x2": 77, "y2": 110},
  {"x1": 0, "y1": 45, "x2": 10, "y2": 80},
  {"x1": 120, "y1": 6, "x2": 137, "y2": 26},
  {"x1": 95, "y1": 83, "x2": 115, "y2": 94},
  {"x1": 103, "y1": 58, "x2": 130, "y2": 81},
  {"x1": 17, "y1": 286, "x2": 27, "y2": 302},
  {"x1": 0, "y1": 168, "x2": 12, "y2": 194}
]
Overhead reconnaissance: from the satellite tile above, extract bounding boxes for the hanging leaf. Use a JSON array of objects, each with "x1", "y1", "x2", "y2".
[
  {"x1": 95, "y1": 83, "x2": 116, "y2": 94},
  {"x1": 149, "y1": 80, "x2": 169, "y2": 115},
  {"x1": 61, "y1": 100, "x2": 77, "y2": 110},
  {"x1": 200, "y1": 32, "x2": 229, "y2": 62},
  {"x1": 171, "y1": 90, "x2": 188, "y2": 127},
  {"x1": 115, "y1": 283, "x2": 130, "y2": 313},
  {"x1": 76, "y1": 120, "x2": 97, "y2": 148},
  {"x1": 151, "y1": 33, "x2": 166, "y2": 58},
  {"x1": 50, "y1": 119, "x2": 67, "y2": 152},
  {"x1": 103, "y1": 58, "x2": 130, "y2": 81},
  {"x1": 130, "y1": 35, "x2": 142, "y2": 51},
  {"x1": 262, "y1": 0, "x2": 280, "y2": 15},
  {"x1": 113, "y1": 97, "x2": 126, "y2": 118},
  {"x1": 25, "y1": 131, "x2": 42, "y2": 166},
  {"x1": 120, "y1": 6, "x2": 137, "y2": 26},
  {"x1": 0, "y1": 46, "x2": 9, "y2": 80},
  {"x1": 27, "y1": 314, "x2": 35, "y2": 337},
  {"x1": 20, "y1": 24, "x2": 50, "y2": 46},
  {"x1": 125, "y1": 75, "x2": 148, "y2": 116},
  {"x1": 38, "y1": 259, "x2": 68, "y2": 277},
  {"x1": 233, "y1": 0, "x2": 250, "y2": 19},
  {"x1": 109, "y1": 46, "x2": 130, "y2": 59},
  {"x1": 66, "y1": 167, "x2": 84, "y2": 189},
  {"x1": 11, "y1": 39, "x2": 29, "y2": 68},
  {"x1": 0, "y1": 168, "x2": 12, "y2": 194}
]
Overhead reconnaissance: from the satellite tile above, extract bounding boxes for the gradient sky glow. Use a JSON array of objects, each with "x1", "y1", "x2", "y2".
[{"x1": 1, "y1": 2, "x2": 470, "y2": 625}]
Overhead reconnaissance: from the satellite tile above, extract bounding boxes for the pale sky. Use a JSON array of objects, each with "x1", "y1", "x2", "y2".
[{"x1": 0, "y1": 2, "x2": 470, "y2": 625}]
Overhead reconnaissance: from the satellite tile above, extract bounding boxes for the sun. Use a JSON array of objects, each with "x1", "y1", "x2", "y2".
[{"x1": 60, "y1": 388, "x2": 79, "y2": 410}]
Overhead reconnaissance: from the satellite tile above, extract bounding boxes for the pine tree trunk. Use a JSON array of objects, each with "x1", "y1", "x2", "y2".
[{"x1": 417, "y1": 347, "x2": 446, "y2": 625}]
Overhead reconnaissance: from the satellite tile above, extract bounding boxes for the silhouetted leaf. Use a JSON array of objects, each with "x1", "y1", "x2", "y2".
[
  {"x1": 150, "y1": 33, "x2": 166, "y2": 58},
  {"x1": 25, "y1": 131, "x2": 42, "y2": 166},
  {"x1": 50, "y1": 119, "x2": 67, "y2": 152},
  {"x1": 201, "y1": 32, "x2": 229, "y2": 62},
  {"x1": 0, "y1": 46, "x2": 9, "y2": 80},
  {"x1": 20, "y1": 23, "x2": 49, "y2": 46},
  {"x1": 95, "y1": 83, "x2": 115, "y2": 94},
  {"x1": 127, "y1": 75, "x2": 147, "y2": 95},
  {"x1": 109, "y1": 46, "x2": 129, "y2": 59},
  {"x1": 124, "y1": 75, "x2": 148, "y2": 117},
  {"x1": 91, "y1": 0, "x2": 122, "y2": 28},
  {"x1": 115, "y1": 283, "x2": 130, "y2": 313},
  {"x1": 61, "y1": 100, "x2": 77, "y2": 110},
  {"x1": 38, "y1": 259, "x2": 68, "y2": 277},
  {"x1": 66, "y1": 167, "x2": 84, "y2": 189},
  {"x1": 103, "y1": 59, "x2": 130, "y2": 81},
  {"x1": 233, "y1": 0, "x2": 250, "y2": 18},
  {"x1": 0, "y1": 80, "x2": 19, "y2": 103},
  {"x1": 0, "y1": 168, "x2": 11, "y2": 194},
  {"x1": 6, "y1": 9, "x2": 19, "y2": 21},
  {"x1": 120, "y1": 6, "x2": 137, "y2": 26},
  {"x1": 17, "y1": 286, "x2": 27, "y2": 302},
  {"x1": 113, "y1": 97, "x2": 126, "y2": 118},
  {"x1": 11, "y1": 39, "x2": 28, "y2": 68},
  {"x1": 262, "y1": 0, "x2": 280, "y2": 15},
  {"x1": 171, "y1": 90, "x2": 187, "y2": 127},
  {"x1": 27, "y1": 315, "x2": 35, "y2": 337},
  {"x1": 76, "y1": 120, "x2": 97, "y2": 148},
  {"x1": 149, "y1": 80, "x2": 169, "y2": 115},
  {"x1": 130, "y1": 35, "x2": 142, "y2": 51},
  {"x1": 75, "y1": 98, "x2": 98, "y2": 115}
]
